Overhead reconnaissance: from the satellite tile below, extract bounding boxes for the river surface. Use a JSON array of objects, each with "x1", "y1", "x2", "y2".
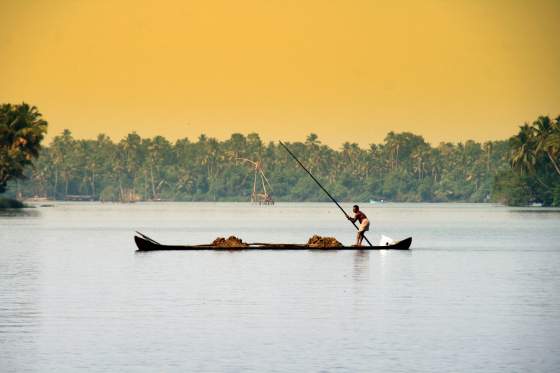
[{"x1": 1, "y1": 202, "x2": 560, "y2": 372}]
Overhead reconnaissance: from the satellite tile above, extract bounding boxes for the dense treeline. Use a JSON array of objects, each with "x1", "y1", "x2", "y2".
[
  {"x1": 7, "y1": 129, "x2": 511, "y2": 203},
  {"x1": 3, "y1": 105, "x2": 558, "y2": 205}
]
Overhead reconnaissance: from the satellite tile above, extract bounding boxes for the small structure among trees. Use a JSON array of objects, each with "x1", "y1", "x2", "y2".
[{"x1": 236, "y1": 158, "x2": 274, "y2": 205}]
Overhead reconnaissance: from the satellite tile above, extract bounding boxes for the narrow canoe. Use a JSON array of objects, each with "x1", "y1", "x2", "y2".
[{"x1": 134, "y1": 235, "x2": 412, "y2": 251}]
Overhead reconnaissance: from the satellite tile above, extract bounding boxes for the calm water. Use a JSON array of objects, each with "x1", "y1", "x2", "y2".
[{"x1": 1, "y1": 202, "x2": 560, "y2": 372}]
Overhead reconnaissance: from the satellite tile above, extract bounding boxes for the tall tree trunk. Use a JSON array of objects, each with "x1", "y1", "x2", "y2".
[
  {"x1": 535, "y1": 176, "x2": 551, "y2": 190},
  {"x1": 91, "y1": 168, "x2": 96, "y2": 198},
  {"x1": 546, "y1": 151, "x2": 560, "y2": 176},
  {"x1": 144, "y1": 171, "x2": 148, "y2": 200},
  {"x1": 15, "y1": 180, "x2": 21, "y2": 200},
  {"x1": 150, "y1": 164, "x2": 156, "y2": 200},
  {"x1": 54, "y1": 168, "x2": 58, "y2": 200}
]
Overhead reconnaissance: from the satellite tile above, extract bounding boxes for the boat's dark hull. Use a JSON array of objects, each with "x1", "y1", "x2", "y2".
[{"x1": 134, "y1": 235, "x2": 412, "y2": 251}]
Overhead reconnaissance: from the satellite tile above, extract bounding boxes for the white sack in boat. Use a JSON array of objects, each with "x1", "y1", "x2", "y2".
[{"x1": 379, "y1": 235, "x2": 395, "y2": 246}]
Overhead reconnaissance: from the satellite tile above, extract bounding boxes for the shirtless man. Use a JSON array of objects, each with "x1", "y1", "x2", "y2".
[{"x1": 347, "y1": 205, "x2": 370, "y2": 246}]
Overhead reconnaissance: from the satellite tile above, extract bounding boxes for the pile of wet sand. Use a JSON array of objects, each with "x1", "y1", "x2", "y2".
[
  {"x1": 307, "y1": 235, "x2": 343, "y2": 248},
  {"x1": 212, "y1": 236, "x2": 248, "y2": 247}
]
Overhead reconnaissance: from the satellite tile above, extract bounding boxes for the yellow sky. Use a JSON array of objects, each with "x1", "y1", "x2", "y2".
[{"x1": 1, "y1": 0, "x2": 559, "y2": 147}]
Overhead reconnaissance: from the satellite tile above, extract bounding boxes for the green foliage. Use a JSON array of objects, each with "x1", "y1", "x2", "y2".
[
  {"x1": 492, "y1": 171, "x2": 532, "y2": 206},
  {"x1": 8, "y1": 114, "x2": 558, "y2": 205},
  {"x1": 495, "y1": 115, "x2": 560, "y2": 206},
  {"x1": 0, "y1": 103, "x2": 47, "y2": 193},
  {"x1": 11, "y1": 128, "x2": 513, "y2": 203},
  {"x1": 99, "y1": 186, "x2": 119, "y2": 202},
  {"x1": 553, "y1": 185, "x2": 560, "y2": 207},
  {"x1": 0, "y1": 197, "x2": 25, "y2": 208}
]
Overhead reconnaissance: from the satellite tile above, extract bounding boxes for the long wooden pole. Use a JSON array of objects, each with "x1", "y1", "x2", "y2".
[{"x1": 279, "y1": 141, "x2": 373, "y2": 247}]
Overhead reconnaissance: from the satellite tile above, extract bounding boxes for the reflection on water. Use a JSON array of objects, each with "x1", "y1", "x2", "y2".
[
  {"x1": 0, "y1": 225, "x2": 41, "y2": 372},
  {"x1": 1, "y1": 202, "x2": 560, "y2": 372},
  {"x1": 0, "y1": 208, "x2": 40, "y2": 218},
  {"x1": 352, "y1": 250, "x2": 370, "y2": 281}
]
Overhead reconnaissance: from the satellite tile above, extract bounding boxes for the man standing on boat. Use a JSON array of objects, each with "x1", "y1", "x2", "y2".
[{"x1": 347, "y1": 205, "x2": 370, "y2": 246}]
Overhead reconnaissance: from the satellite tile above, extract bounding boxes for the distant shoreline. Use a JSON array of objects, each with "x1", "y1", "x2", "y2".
[{"x1": 16, "y1": 200, "x2": 559, "y2": 209}]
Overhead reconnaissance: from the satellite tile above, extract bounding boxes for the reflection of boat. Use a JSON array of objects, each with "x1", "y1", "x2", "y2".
[{"x1": 134, "y1": 234, "x2": 412, "y2": 251}]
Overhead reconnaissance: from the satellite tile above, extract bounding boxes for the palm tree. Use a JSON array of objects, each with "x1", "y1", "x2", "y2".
[
  {"x1": 544, "y1": 131, "x2": 560, "y2": 176},
  {"x1": 510, "y1": 124, "x2": 537, "y2": 176},
  {"x1": 247, "y1": 133, "x2": 263, "y2": 156},
  {"x1": 384, "y1": 132, "x2": 400, "y2": 170},
  {"x1": 533, "y1": 116, "x2": 560, "y2": 176},
  {"x1": 482, "y1": 142, "x2": 493, "y2": 173},
  {"x1": 509, "y1": 122, "x2": 556, "y2": 193},
  {"x1": 305, "y1": 133, "x2": 321, "y2": 146},
  {"x1": 0, "y1": 103, "x2": 48, "y2": 194},
  {"x1": 304, "y1": 133, "x2": 322, "y2": 172},
  {"x1": 411, "y1": 147, "x2": 429, "y2": 181}
]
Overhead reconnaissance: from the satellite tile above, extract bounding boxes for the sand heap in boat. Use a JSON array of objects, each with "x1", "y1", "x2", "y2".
[
  {"x1": 307, "y1": 235, "x2": 343, "y2": 248},
  {"x1": 212, "y1": 236, "x2": 249, "y2": 247}
]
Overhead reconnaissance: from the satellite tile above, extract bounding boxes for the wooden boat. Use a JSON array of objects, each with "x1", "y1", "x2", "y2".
[{"x1": 134, "y1": 234, "x2": 412, "y2": 251}]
